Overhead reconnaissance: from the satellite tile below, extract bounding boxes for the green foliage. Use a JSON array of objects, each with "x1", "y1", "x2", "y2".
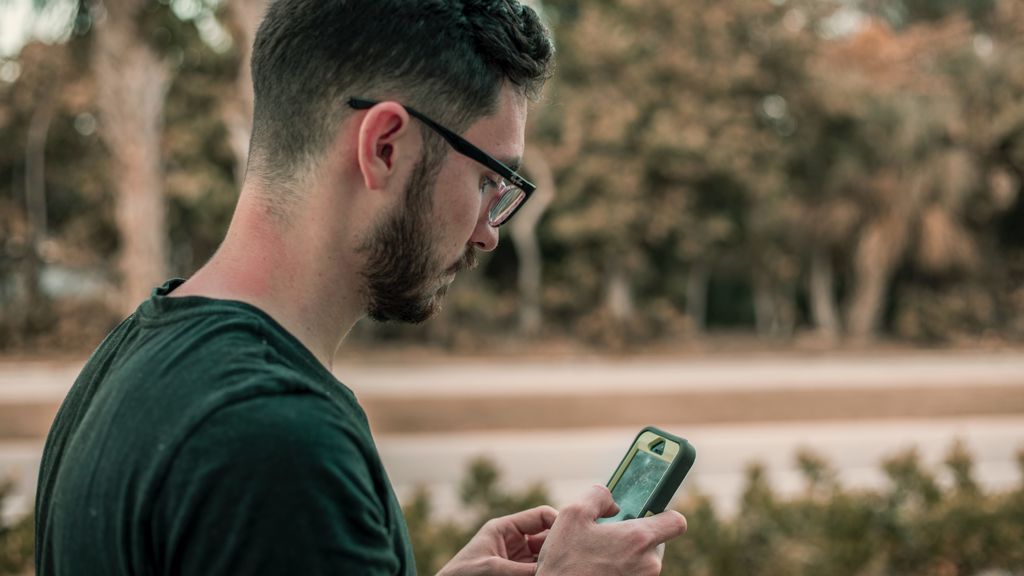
[
  {"x1": 160, "y1": 7, "x2": 239, "y2": 276},
  {"x1": 404, "y1": 457, "x2": 550, "y2": 575},
  {"x1": 533, "y1": 0, "x2": 825, "y2": 340},
  {"x1": 0, "y1": 480, "x2": 34, "y2": 575},
  {"x1": 0, "y1": 37, "x2": 117, "y2": 351},
  {"x1": 866, "y1": 0, "x2": 998, "y2": 28},
  {"x1": 524, "y1": 0, "x2": 1024, "y2": 344},
  {"x1": 3, "y1": 0, "x2": 1024, "y2": 349},
  {"x1": 408, "y1": 444, "x2": 1024, "y2": 576},
  {"x1": 3, "y1": 444, "x2": 1021, "y2": 575}
]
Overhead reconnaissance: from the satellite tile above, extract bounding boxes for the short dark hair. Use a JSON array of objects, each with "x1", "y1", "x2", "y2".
[{"x1": 248, "y1": 0, "x2": 554, "y2": 189}]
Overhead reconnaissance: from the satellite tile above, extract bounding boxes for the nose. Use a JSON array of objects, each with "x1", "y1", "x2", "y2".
[{"x1": 469, "y1": 211, "x2": 499, "y2": 252}]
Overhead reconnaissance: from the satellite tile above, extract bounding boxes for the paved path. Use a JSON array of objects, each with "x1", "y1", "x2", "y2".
[
  {"x1": 5, "y1": 351, "x2": 1024, "y2": 399},
  {"x1": 3, "y1": 352, "x2": 1024, "y2": 436},
  {"x1": 336, "y1": 352, "x2": 1024, "y2": 396},
  {"x1": 2, "y1": 352, "x2": 1023, "y2": 523}
]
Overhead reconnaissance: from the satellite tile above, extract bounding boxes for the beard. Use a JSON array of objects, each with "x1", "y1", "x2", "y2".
[{"x1": 358, "y1": 151, "x2": 478, "y2": 324}]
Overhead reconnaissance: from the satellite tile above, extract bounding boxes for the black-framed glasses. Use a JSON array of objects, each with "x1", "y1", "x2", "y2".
[{"x1": 348, "y1": 97, "x2": 535, "y2": 227}]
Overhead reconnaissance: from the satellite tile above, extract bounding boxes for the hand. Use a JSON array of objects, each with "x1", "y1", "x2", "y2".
[
  {"x1": 437, "y1": 505, "x2": 558, "y2": 576},
  {"x1": 536, "y1": 485, "x2": 687, "y2": 576}
]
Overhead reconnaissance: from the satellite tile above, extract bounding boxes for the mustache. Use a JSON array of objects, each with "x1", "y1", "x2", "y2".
[{"x1": 447, "y1": 247, "x2": 478, "y2": 275}]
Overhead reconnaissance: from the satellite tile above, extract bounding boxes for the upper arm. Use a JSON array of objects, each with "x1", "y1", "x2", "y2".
[{"x1": 151, "y1": 393, "x2": 400, "y2": 576}]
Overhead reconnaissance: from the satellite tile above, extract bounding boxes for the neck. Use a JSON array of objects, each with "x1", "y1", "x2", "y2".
[{"x1": 172, "y1": 189, "x2": 365, "y2": 370}]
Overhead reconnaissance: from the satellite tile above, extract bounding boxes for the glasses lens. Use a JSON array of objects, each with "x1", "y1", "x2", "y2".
[{"x1": 488, "y1": 184, "x2": 526, "y2": 226}]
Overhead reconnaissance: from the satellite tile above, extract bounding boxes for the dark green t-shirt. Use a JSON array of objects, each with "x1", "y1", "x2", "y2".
[{"x1": 35, "y1": 279, "x2": 415, "y2": 575}]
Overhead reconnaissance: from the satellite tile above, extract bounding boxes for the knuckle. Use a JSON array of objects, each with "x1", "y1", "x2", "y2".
[
  {"x1": 627, "y1": 529, "x2": 655, "y2": 551},
  {"x1": 535, "y1": 504, "x2": 558, "y2": 517},
  {"x1": 643, "y1": 555, "x2": 663, "y2": 576},
  {"x1": 563, "y1": 501, "x2": 588, "y2": 519}
]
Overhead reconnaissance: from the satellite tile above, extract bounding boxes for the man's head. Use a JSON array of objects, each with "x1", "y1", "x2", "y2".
[
  {"x1": 354, "y1": 85, "x2": 532, "y2": 323},
  {"x1": 246, "y1": 0, "x2": 554, "y2": 324},
  {"x1": 249, "y1": 0, "x2": 553, "y2": 194}
]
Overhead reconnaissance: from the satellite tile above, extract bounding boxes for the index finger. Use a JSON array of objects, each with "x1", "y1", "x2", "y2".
[
  {"x1": 502, "y1": 505, "x2": 559, "y2": 535},
  {"x1": 570, "y1": 484, "x2": 619, "y2": 521}
]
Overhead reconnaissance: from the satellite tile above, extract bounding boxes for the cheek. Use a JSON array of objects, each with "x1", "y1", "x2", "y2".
[
  {"x1": 435, "y1": 171, "x2": 483, "y2": 246},
  {"x1": 457, "y1": 194, "x2": 482, "y2": 234},
  {"x1": 438, "y1": 197, "x2": 480, "y2": 255}
]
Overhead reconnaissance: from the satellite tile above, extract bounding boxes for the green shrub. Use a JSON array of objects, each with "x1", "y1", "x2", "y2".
[
  {"x1": 407, "y1": 443, "x2": 1024, "y2": 576},
  {"x1": 0, "y1": 480, "x2": 34, "y2": 576},
  {"x1": 404, "y1": 457, "x2": 550, "y2": 575},
  {"x1": 5, "y1": 443, "x2": 1022, "y2": 575}
]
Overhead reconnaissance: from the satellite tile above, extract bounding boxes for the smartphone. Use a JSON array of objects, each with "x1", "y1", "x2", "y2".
[{"x1": 598, "y1": 426, "x2": 696, "y2": 523}]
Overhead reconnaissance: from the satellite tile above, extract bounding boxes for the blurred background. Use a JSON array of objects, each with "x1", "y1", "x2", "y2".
[{"x1": 1, "y1": 0, "x2": 1024, "y2": 574}]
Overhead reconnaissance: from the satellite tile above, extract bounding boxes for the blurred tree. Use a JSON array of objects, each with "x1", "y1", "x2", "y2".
[
  {"x1": 2, "y1": 0, "x2": 1024, "y2": 349},
  {"x1": 89, "y1": 0, "x2": 172, "y2": 313},
  {"x1": 160, "y1": 7, "x2": 240, "y2": 275},
  {"x1": 2, "y1": 40, "x2": 65, "y2": 341},
  {"x1": 6, "y1": 0, "x2": 239, "y2": 316},
  {"x1": 510, "y1": 147, "x2": 556, "y2": 336},
  {"x1": 862, "y1": 0, "x2": 998, "y2": 29},
  {"x1": 0, "y1": 35, "x2": 119, "y2": 349},
  {"x1": 527, "y1": 0, "x2": 1024, "y2": 346},
  {"x1": 808, "y1": 2, "x2": 1024, "y2": 342},
  {"x1": 218, "y1": 0, "x2": 266, "y2": 184},
  {"x1": 534, "y1": 0, "x2": 828, "y2": 342}
]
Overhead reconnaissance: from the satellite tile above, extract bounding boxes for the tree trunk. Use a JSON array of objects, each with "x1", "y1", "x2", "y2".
[
  {"x1": 809, "y1": 249, "x2": 841, "y2": 340},
  {"x1": 752, "y1": 271, "x2": 777, "y2": 337},
  {"x1": 753, "y1": 271, "x2": 796, "y2": 339},
  {"x1": 26, "y1": 86, "x2": 56, "y2": 245},
  {"x1": 778, "y1": 283, "x2": 796, "y2": 339},
  {"x1": 605, "y1": 260, "x2": 634, "y2": 323},
  {"x1": 24, "y1": 78, "x2": 58, "y2": 311},
  {"x1": 685, "y1": 262, "x2": 710, "y2": 334},
  {"x1": 510, "y1": 148, "x2": 554, "y2": 336},
  {"x1": 846, "y1": 216, "x2": 907, "y2": 342},
  {"x1": 221, "y1": 0, "x2": 266, "y2": 183},
  {"x1": 93, "y1": 0, "x2": 171, "y2": 314}
]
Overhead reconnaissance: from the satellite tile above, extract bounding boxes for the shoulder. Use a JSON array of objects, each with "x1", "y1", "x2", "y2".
[
  {"x1": 174, "y1": 391, "x2": 375, "y2": 481},
  {"x1": 151, "y1": 391, "x2": 401, "y2": 574}
]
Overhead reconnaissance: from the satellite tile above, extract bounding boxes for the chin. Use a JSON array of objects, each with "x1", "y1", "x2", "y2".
[{"x1": 373, "y1": 291, "x2": 447, "y2": 324}]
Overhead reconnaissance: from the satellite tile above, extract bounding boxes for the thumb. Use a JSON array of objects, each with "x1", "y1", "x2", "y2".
[{"x1": 642, "y1": 510, "x2": 688, "y2": 544}]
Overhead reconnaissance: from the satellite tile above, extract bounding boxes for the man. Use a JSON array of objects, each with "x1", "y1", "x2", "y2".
[{"x1": 35, "y1": 0, "x2": 687, "y2": 574}]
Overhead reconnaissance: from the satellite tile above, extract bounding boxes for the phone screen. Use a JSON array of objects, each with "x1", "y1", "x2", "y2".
[{"x1": 605, "y1": 449, "x2": 671, "y2": 522}]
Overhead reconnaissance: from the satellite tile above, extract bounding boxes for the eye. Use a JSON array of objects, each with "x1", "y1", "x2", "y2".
[{"x1": 479, "y1": 176, "x2": 499, "y2": 195}]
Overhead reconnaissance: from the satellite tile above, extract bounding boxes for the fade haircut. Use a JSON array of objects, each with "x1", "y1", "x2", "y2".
[{"x1": 248, "y1": 0, "x2": 554, "y2": 194}]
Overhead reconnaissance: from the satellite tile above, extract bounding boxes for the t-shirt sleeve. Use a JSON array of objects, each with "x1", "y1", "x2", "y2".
[{"x1": 151, "y1": 392, "x2": 400, "y2": 575}]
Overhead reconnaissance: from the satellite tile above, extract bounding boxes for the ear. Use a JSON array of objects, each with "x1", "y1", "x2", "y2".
[{"x1": 355, "y1": 102, "x2": 415, "y2": 192}]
